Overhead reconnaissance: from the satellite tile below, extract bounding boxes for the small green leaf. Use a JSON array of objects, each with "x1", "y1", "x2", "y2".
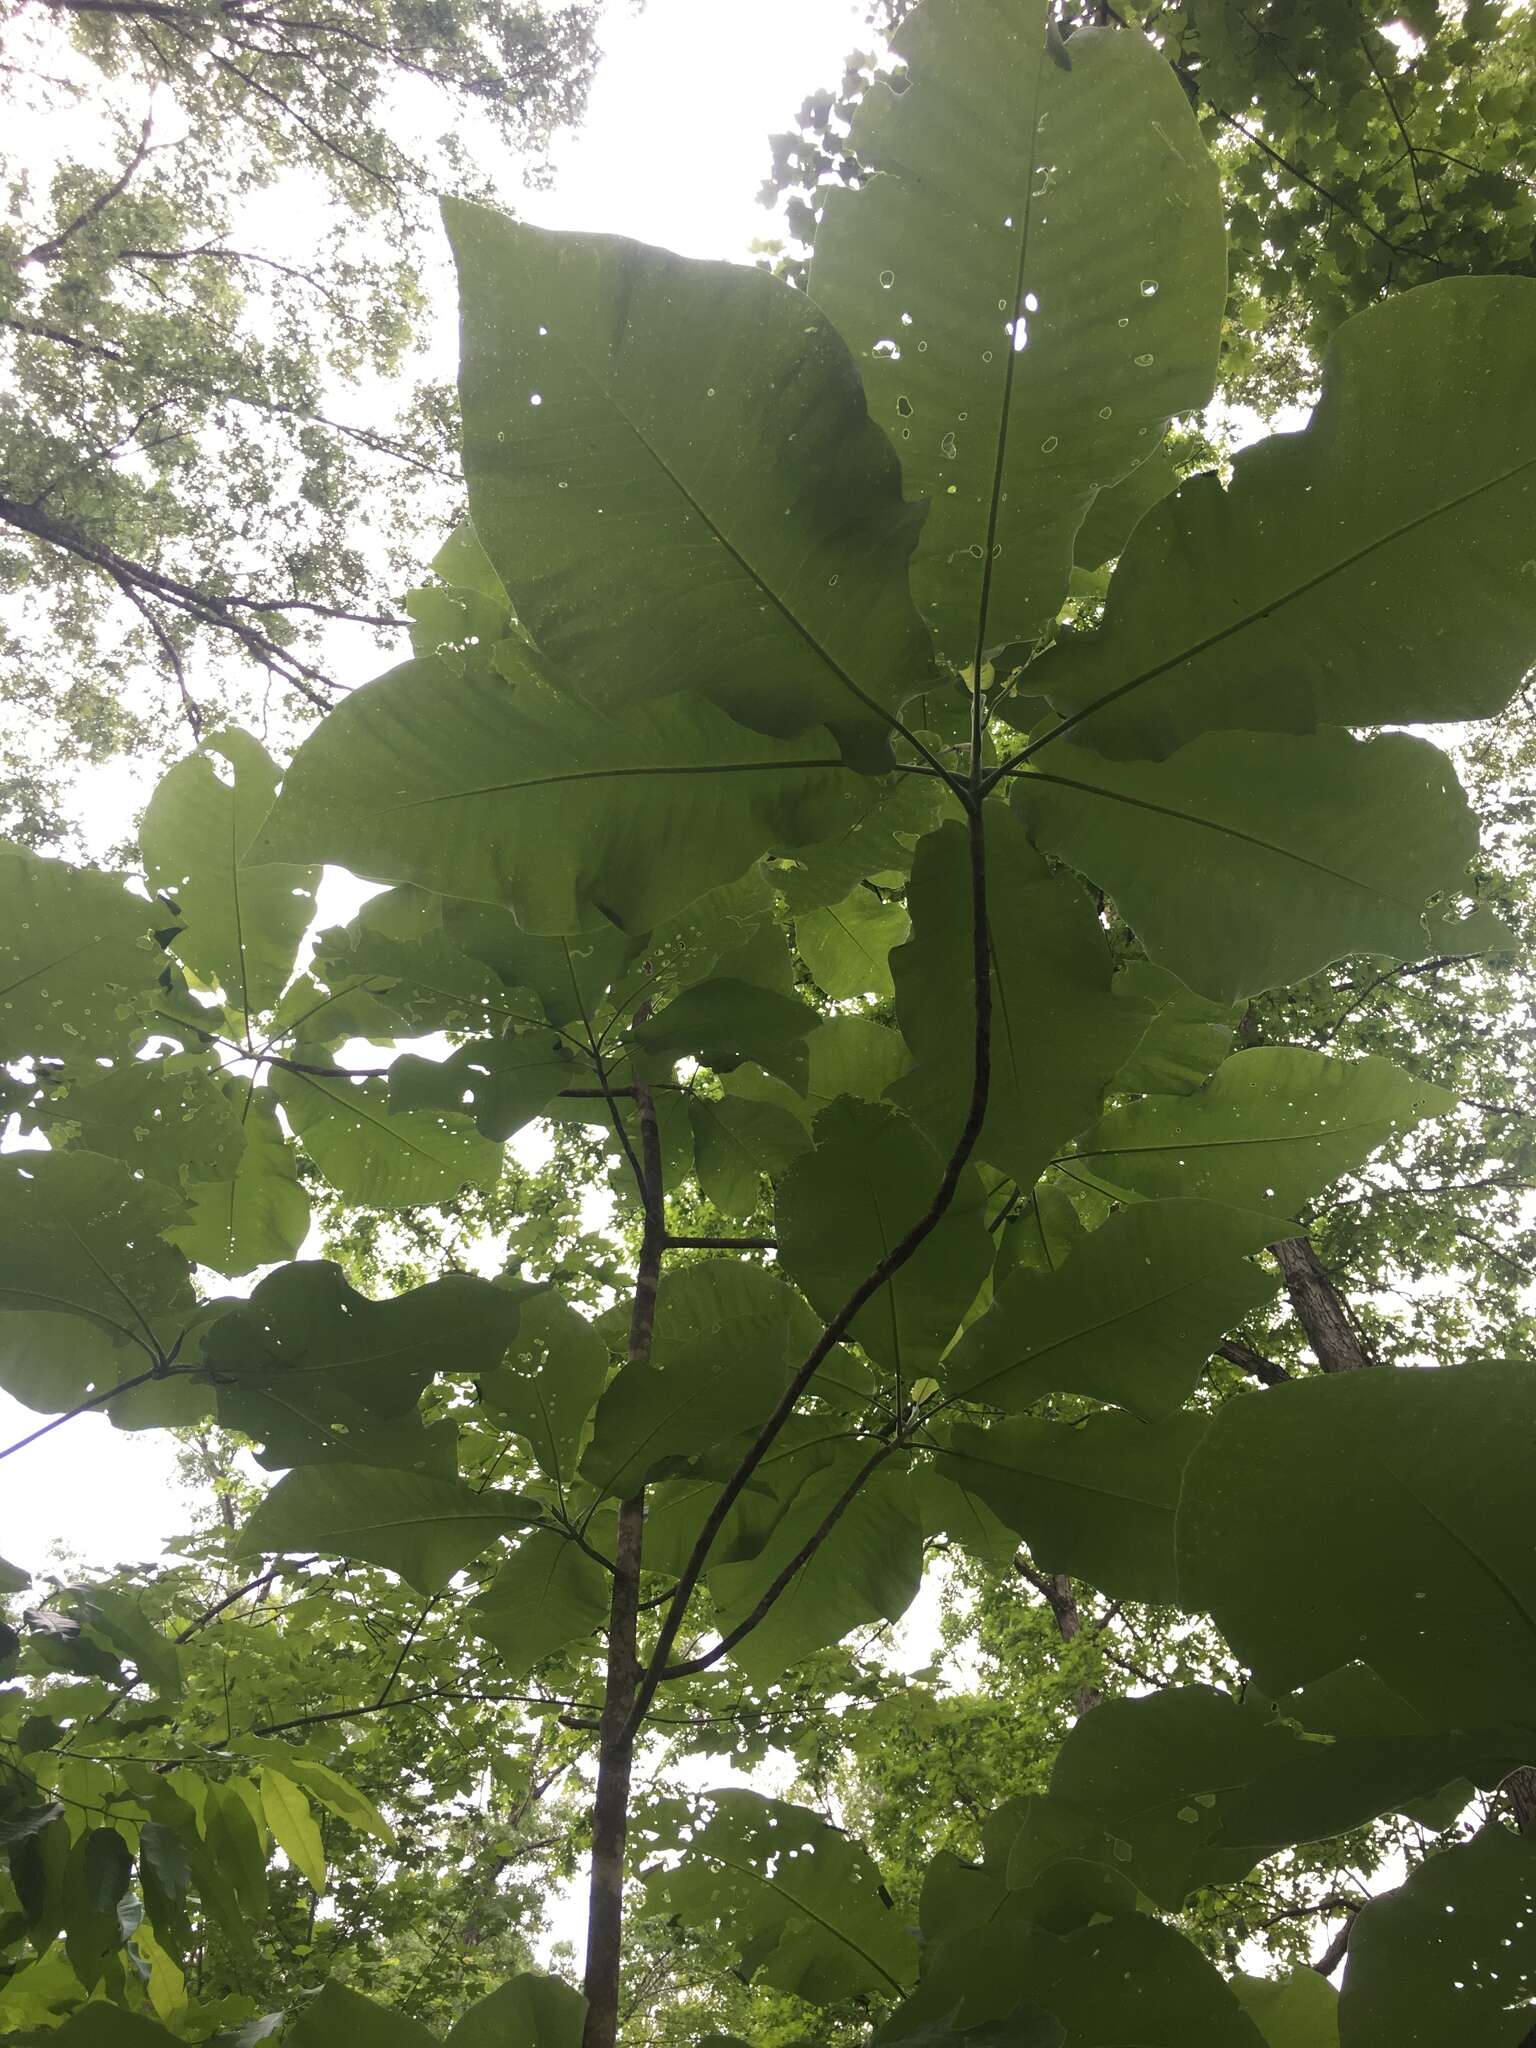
[{"x1": 258, "y1": 1769, "x2": 326, "y2": 1893}]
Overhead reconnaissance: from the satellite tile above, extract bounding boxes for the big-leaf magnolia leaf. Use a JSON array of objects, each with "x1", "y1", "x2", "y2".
[
  {"x1": 1032, "y1": 276, "x2": 1536, "y2": 757},
  {"x1": 708, "y1": 1451, "x2": 923, "y2": 1679},
  {"x1": 1048, "y1": 1686, "x2": 1529, "y2": 1911},
  {"x1": 204, "y1": 1262, "x2": 518, "y2": 1469},
  {"x1": 390, "y1": 1030, "x2": 577, "y2": 1144},
  {"x1": 6, "y1": 1056, "x2": 246, "y2": 1192},
  {"x1": 776, "y1": 1098, "x2": 991, "y2": 1375},
  {"x1": 140, "y1": 729, "x2": 317, "y2": 1028},
  {"x1": 445, "y1": 199, "x2": 935, "y2": 768},
  {"x1": 631, "y1": 976, "x2": 815, "y2": 1088},
  {"x1": 1110, "y1": 960, "x2": 1236, "y2": 1098},
  {"x1": 688, "y1": 1093, "x2": 809, "y2": 1218},
  {"x1": 945, "y1": 1198, "x2": 1281, "y2": 1420},
  {"x1": 581, "y1": 1294, "x2": 807, "y2": 1498},
  {"x1": 1016, "y1": 728, "x2": 1477, "y2": 1002},
  {"x1": 796, "y1": 886, "x2": 908, "y2": 1001},
  {"x1": 167, "y1": 1082, "x2": 309, "y2": 1279},
  {"x1": 809, "y1": 0, "x2": 1224, "y2": 664},
  {"x1": 1339, "y1": 1829, "x2": 1536, "y2": 2046},
  {"x1": 890, "y1": 811, "x2": 1147, "y2": 1191},
  {"x1": 271, "y1": 1060, "x2": 501, "y2": 1208},
  {"x1": 444, "y1": 1973, "x2": 586, "y2": 2048},
  {"x1": 641, "y1": 1789, "x2": 917, "y2": 2003},
  {"x1": 236, "y1": 1466, "x2": 541, "y2": 1593},
  {"x1": 1072, "y1": 448, "x2": 1179, "y2": 571},
  {"x1": 1177, "y1": 1362, "x2": 1536, "y2": 1728},
  {"x1": 1232, "y1": 1970, "x2": 1339, "y2": 2048},
  {"x1": 0, "y1": 845, "x2": 163, "y2": 1062},
  {"x1": 251, "y1": 650, "x2": 859, "y2": 938},
  {"x1": 481, "y1": 1291, "x2": 610, "y2": 1490},
  {"x1": 1074, "y1": 1048, "x2": 1453, "y2": 1216},
  {"x1": 281, "y1": 1982, "x2": 436, "y2": 2048},
  {"x1": 941, "y1": 1409, "x2": 1208, "y2": 1604},
  {"x1": 884, "y1": 1907, "x2": 1264, "y2": 2044},
  {"x1": 468, "y1": 1530, "x2": 609, "y2": 1676},
  {"x1": 202, "y1": 1260, "x2": 522, "y2": 1391},
  {"x1": 0, "y1": 1151, "x2": 194, "y2": 1359}
]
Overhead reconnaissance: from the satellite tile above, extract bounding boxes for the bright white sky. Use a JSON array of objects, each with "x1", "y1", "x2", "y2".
[{"x1": 0, "y1": 0, "x2": 878, "y2": 1583}]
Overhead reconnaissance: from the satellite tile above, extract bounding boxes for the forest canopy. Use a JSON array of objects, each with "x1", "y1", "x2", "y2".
[{"x1": 2, "y1": 1, "x2": 1536, "y2": 2045}]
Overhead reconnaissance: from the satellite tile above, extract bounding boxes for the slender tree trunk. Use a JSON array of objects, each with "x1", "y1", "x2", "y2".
[
  {"x1": 1268, "y1": 1236, "x2": 1373, "y2": 1372},
  {"x1": 581, "y1": 1088, "x2": 664, "y2": 2048}
]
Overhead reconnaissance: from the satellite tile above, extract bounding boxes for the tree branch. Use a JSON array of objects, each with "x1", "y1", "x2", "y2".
[{"x1": 625, "y1": 797, "x2": 993, "y2": 1740}]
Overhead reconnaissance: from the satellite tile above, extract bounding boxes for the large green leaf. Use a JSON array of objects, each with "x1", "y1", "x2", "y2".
[
  {"x1": 708, "y1": 1452, "x2": 923, "y2": 1680},
  {"x1": 1339, "y1": 1829, "x2": 1536, "y2": 2046},
  {"x1": 236, "y1": 1466, "x2": 540, "y2": 1593},
  {"x1": 1032, "y1": 277, "x2": 1536, "y2": 757},
  {"x1": 688, "y1": 1093, "x2": 809, "y2": 1218},
  {"x1": 945, "y1": 1198, "x2": 1281, "y2": 1420},
  {"x1": 796, "y1": 886, "x2": 908, "y2": 1001},
  {"x1": 1073, "y1": 1049, "x2": 1453, "y2": 1216},
  {"x1": 251, "y1": 650, "x2": 858, "y2": 938},
  {"x1": 281, "y1": 1982, "x2": 436, "y2": 2048},
  {"x1": 1177, "y1": 1362, "x2": 1536, "y2": 1728},
  {"x1": 389, "y1": 1031, "x2": 577, "y2": 1144},
  {"x1": 166, "y1": 1082, "x2": 309, "y2": 1278},
  {"x1": 885, "y1": 1908, "x2": 1265, "y2": 2044},
  {"x1": 581, "y1": 1290, "x2": 807, "y2": 1499},
  {"x1": 890, "y1": 811, "x2": 1147, "y2": 1192},
  {"x1": 641, "y1": 1789, "x2": 918, "y2": 2003},
  {"x1": 140, "y1": 729, "x2": 317, "y2": 1029},
  {"x1": 941, "y1": 1409, "x2": 1207, "y2": 1604},
  {"x1": 5, "y1": 1056, "x2": 245, "y2": 1192},
  {"x1": 480, "y1": 1291, "x2": 610, "y2": 1491},
  {"x1": 0, "y1": 845, "x2": 163, "y2": 1062},
  {"x1": 0, "y1": 1152, "x2": 193, "y2": 1358},
  {"x1": 468, "y1": 1530, "x2": 609, "y2": 1676},
  {"x1": 1016, "y1": 729, "x2": 1477, "y2": 1002},
  {"x1": 203, "y1": 1262, "x2": 521, "y2": 1467},
  {"x1": 1048, "y1": 1685, "x2": 1528, "y2": 1911},
  {"x1": 1110, "y1": 961, "x2": 1235, "y2": 1098},
  {"x1": 776, "y1": 1098, "x2": 991, "y2": 1376},
  {"x1": 809, "y1": 0, "x2": 1224, "y2": 664},
  {"x1": 444, "y1": 1973, "x2": 586, "y2": 2048},
  {"x1": 444, "y1": 199, "x2": 935, "y2": 768},
  {"x1": 631, "y1": 976, "x2": 815, "y2": 1088},
  {"x1": 271, "y1": 1059, "x2": 501, "y2": 1208},
  {"x1": 1232, "y1": 1972, "x2": 1338, "y2": 2048}
]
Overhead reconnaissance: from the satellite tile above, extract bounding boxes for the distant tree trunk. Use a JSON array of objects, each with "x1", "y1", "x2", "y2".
[
  {"x1": 1016, "y1": 1559, "x2": 1102, "y2": 1715},
  {"x1": 1269, "y1": 1236, "x2": 1374, "y2": 1372},
  {"x1": 581, "y1": 1089, "x2": 663, "y2": 2048}
]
